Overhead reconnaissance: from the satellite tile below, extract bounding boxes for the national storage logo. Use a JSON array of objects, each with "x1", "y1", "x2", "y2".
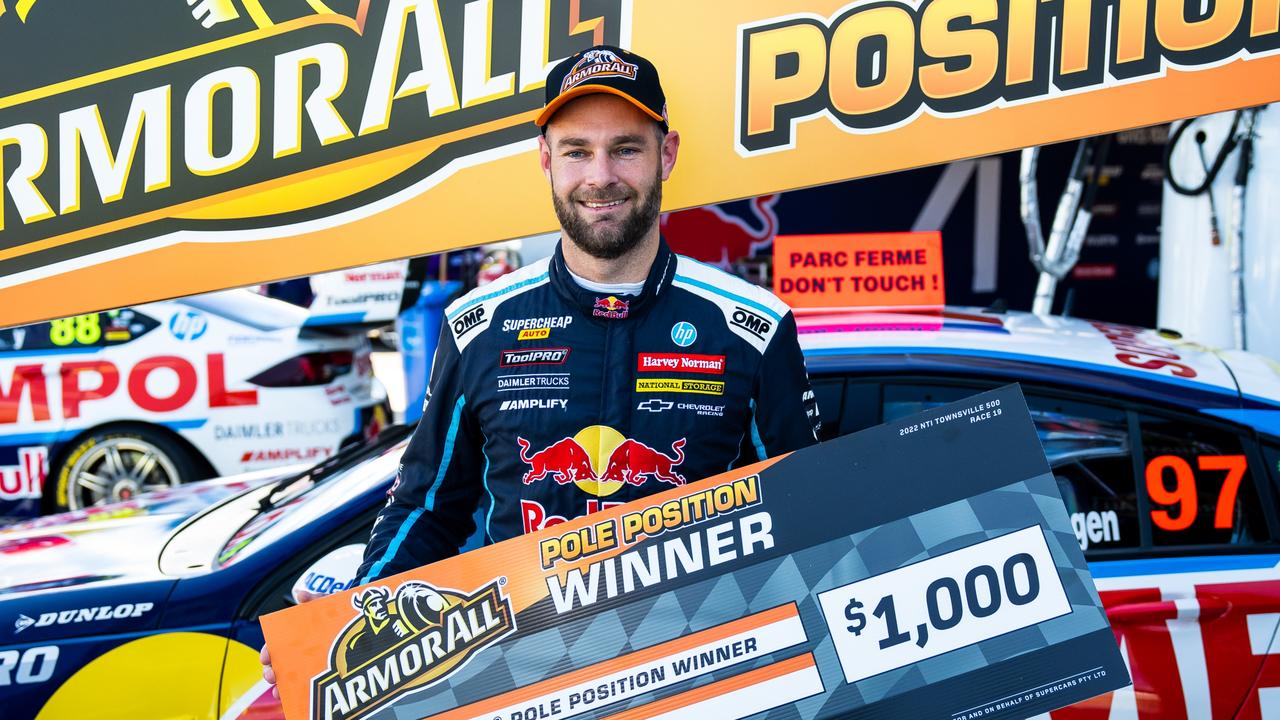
[
  {"x1": 0, "y1": 0, "x2": 629, "y2": 278},
  {"x1": 312, "y1": 579, "x2": 513, "y2": 719}
]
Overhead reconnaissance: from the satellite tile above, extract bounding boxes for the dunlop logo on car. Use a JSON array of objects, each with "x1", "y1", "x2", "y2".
[{"x1": 312, "y1": 579, "x2": 513, "y2": 719}]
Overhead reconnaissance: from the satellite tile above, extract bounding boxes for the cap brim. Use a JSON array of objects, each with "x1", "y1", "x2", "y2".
[{"x1": 535, "y1": 85, "x2": 665, "y2": 127}]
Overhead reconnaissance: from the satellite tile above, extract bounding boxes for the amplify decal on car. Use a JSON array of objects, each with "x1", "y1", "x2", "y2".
[
  {"x1": 593, "y1": 296, "x2": 629, "y2": 320},
  {"x1": 239, "y1": 447, "x2": 333, "y2": 464},
  {"x1": 311, "y1": 580, "x2": 513, "y2": 720},
  {"x1": 635, "y1": 378, "x2": 725, "y2": 395},
  {"x1": 637, "y1": 353, "x2": 725, "y2": 374},
  {"x1": 0, "y1": 447, "x2": 47, "y2": 501},
  {"x1": 500, "y1": 348, "x2": 570, "y2": 367}
]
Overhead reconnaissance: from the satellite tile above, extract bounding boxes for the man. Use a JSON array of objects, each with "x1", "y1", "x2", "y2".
[{"x1": 263, "y1": 43, "x2": 818, "y2": 692}]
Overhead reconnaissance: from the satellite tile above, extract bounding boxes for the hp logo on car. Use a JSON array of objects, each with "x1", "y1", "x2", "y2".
[
  {"x1": 168, "y1": 310, "x2": 208, "y2": 341},
  {"x1": 671, "y1": 322, "x2": 697, "y2": 347}
]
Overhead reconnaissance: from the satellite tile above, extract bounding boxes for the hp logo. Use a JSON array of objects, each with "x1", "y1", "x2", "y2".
[
  {"x1": 168, "y1": 310, "x2": 208, "y2": 341},
  {"x1": 671, "y1": 321, "x2": 697, "y2": 347}
]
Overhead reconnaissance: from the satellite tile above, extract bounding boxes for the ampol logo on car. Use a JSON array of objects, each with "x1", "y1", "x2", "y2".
[{"x1": 0, "y1": 291, "x2": 387, "y2": 517}]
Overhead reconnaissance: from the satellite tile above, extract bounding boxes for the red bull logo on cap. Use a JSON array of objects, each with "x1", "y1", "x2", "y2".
[
  {"x1": 517, "y1": 426, "x2": 687, "y2": 495},
  {"x1": 592, "y1": 296, "x2": 630, "y2": 319}
]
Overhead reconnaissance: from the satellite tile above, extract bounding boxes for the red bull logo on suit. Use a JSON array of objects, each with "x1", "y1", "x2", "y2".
[{"x1": 518, "y1": 425, "x2": 688, "y2": 533}]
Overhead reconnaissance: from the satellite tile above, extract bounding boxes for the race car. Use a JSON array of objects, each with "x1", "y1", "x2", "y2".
[
  {"x1": 2, "y1": 308, "x2": 1279, "y2": 719},
  {"x1": 0, "y1": 289, "x2": 389, "y2": 519}
]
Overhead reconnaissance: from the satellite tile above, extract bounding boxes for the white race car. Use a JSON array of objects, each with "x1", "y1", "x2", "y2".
[{"x1": 0, "y1": 290, "x2": 389, "y2": 517}]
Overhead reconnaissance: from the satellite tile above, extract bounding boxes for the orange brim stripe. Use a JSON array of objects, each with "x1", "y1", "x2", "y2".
[
  {"x1": 424, "y1": 603, "x2": 800, "y2": 720},
  {"x1": 535, "y1": 85, "x2": 665, "y2": 126},
  {"x1": 605, "y1": 653, "x2": 820, "y2": 720}
]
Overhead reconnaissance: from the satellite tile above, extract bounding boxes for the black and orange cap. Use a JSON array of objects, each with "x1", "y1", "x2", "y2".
[{"x1": 536, "y1": 45, "x2": 668, "y2": 132}]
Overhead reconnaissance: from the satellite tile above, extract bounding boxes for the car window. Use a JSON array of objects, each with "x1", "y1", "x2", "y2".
[
  {"x1": 810, "y1": 377, "x2": 843, "y2": 441},
  {"x1": 0, "y1": 309, "x2": 159, "y2": 352},
  {"x1": 1026, "y1": 395, "x2": 1138, "y2": 552},
  {"x1": 882, "y1": 382, "x2": 1140, "y2": 553},
  {"x1": 1140, "y1": 414, "x2": 1267, "y2": 548}
]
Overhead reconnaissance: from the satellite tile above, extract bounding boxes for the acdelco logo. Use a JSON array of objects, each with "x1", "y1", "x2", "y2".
[
  {"x1": 0, "y1": 1, "x2": 629, "y2": 275},
  {"x1": 312, "y1": 580, "x2": 513, "y2": 720},
  {"x1": 500, "y1": 348, "x2": 569, "y2": 367},
  {"x1": 730, "y1": 306, "x2": 772, "y2": 339}
]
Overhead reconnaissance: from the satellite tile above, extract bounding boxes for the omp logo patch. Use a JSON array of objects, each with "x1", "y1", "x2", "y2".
[
  {"x1": 312, "y1": 580, "x2": 513, "y2": 720},
  {"x1": 635, "y1": 378, "x2": 724, "y2": 395},
  {"x1": 500, "y1": 348, "x2": 569, "y2": 367},
  {"x1": 452, "y1": 306, "x2": 486, "y2": 338},
  {"x1": 518, "y1": 328, "x2": 551, "y2": 341},
  {"x1": 560, "y1": 48, "x2": 638, "y2": 92},
  {"x1": 730, "y1": 306, "x2": 772, "y2": 339}
]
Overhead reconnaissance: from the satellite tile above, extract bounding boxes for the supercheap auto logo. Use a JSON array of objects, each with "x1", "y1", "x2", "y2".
[
  {"x1": 311, "y1": 579, "x2": 513, "y2": 719},
  {"x1": 0, "y1": 0, "x2": 629, "y2": 278},
  {"x1": 735, "y1": 0, "x2": 1280, "y2": 155}
]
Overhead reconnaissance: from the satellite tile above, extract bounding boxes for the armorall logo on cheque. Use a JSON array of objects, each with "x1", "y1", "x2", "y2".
[{"x1": 311, "y1": 579, "x2": 513, "y2": 720}]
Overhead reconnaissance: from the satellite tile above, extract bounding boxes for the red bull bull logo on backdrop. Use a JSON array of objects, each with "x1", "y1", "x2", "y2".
[{"x1": 519, "y1": 425, "x2": 688, "y2": 533}]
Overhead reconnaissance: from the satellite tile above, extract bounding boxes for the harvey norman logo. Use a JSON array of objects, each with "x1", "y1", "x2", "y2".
[
  {"x1": 312, "y1": 580, "x2": 513, "y2": 720},
  {"x1": 0, "y1": 1, "x2": 629, "y2": 276}
]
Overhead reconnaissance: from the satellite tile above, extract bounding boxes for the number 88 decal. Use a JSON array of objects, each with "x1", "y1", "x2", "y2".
[{"x1": 1144, "y1": 454, "x2": 1247, "y2": 531}]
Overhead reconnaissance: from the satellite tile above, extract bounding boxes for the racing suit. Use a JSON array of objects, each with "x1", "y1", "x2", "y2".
[{"x1": 356, "y1": 239, "x2": 819, "y2": 583}]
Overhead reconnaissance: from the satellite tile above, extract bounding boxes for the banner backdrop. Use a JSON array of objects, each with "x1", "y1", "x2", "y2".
[
  {"x1": 1, "y1": 0, "x2": 1278, "y2": 325},
  {"x1": 261, "y1": 385, "x2": 1130, "y2": 719}
]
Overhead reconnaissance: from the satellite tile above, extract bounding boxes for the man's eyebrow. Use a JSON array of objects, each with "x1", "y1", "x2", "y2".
[
  {"x1": 554, "y1": 134, "x2": 649, "y2": 148},
  {"x1": 555, "y1": 136, "x2": 590, "y2": 148}
]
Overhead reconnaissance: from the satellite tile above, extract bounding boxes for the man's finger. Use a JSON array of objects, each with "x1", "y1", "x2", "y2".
[{"x1": 260, "y1": 643, "x2": 271, "y2": 665}]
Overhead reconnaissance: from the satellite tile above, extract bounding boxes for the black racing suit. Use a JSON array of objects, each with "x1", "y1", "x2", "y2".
[{"x1": 356, "y1": 240, "x2": 819, "y2": 583}]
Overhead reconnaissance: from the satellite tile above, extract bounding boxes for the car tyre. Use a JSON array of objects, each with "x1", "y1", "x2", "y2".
[{"x1": 51, "y1": 428, "x2": 198, "y2": 512}]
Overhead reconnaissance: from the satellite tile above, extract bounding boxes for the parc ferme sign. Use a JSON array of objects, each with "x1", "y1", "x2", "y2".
[
  {"x1": 774, "y1": 232, "x2": 944, "y2": 308},
  {"x1": 0, "y1": 0, "x2": 1279, "y2": 323}
]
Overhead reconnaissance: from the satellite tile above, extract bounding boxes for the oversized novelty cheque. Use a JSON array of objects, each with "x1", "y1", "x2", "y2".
[{"x1": 261, "y1": 384, "x2": 1129, "y2": 719}]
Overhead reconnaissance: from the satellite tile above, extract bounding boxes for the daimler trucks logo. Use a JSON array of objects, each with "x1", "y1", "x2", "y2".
[
  {"x1": 312, "y1": 579, "x2": 513, "y2": 719},
  {"x1": 0, "y1": 0, "x2": 629, "y2": 279}
]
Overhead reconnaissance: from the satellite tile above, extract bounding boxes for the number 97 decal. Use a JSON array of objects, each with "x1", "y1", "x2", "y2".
[{"x1": 1144, "y1": 454, "x2": 1247, "y2": 532}]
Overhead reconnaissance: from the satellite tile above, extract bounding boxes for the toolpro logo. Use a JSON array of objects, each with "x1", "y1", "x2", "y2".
[
  {"x1": 312, "y1": 580, "x2": 513, "y2": 720},
  {"x1": 500, "y1": 348, "x2": 569, "y2": 367},
  {"x1": 592, "y1": 296, "x2": 629, "y2": 319},
  {"x1": 560, "y1": 48, "x2": 638, "y2": 92},
  {"x1": 0, "y1": 1, "x2": 630, "y2": 283}
]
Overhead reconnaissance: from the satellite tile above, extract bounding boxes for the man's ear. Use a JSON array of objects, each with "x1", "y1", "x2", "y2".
[
  {"x1": 660, "y1": 129, "x2": 680, "y2": 181},
  {"x1": 538, "y1": 133, "x2": 553, "y2": 182}
]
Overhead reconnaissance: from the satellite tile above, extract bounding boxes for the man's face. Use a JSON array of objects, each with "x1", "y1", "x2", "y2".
[{"x1": 539, "y1": 94, "x2": 679, "y2": 259}]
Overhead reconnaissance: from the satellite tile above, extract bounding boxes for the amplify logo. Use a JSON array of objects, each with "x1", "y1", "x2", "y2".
[
  {"x1": 312, "y1": 580, "x2": 513, "y2": 720},
  {"x1": 0, "y1": 1, "x2": 629, "y2": 283}
]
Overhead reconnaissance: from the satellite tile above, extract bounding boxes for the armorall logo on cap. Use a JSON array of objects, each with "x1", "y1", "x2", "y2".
[{"x1": 561, "y1": 48, "x2": 638, "y2": 91}]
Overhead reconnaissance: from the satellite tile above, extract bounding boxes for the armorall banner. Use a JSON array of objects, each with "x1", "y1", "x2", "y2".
[
  {"x1": 1, "y1": 0, "x2": 1278, "y2": 325},
  {"x1": 261, "y1": 385, "x2": 1131, "y2": 719}
]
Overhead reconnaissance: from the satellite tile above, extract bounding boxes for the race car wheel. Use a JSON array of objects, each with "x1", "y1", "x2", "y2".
[{"x1": 53, "y1": 429, "x2": 196, "y2": 511}]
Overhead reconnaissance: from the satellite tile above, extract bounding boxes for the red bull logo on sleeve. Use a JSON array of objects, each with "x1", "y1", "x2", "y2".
[
  {"x1": 592, "y1": 296, "x2": 630, "y2": 320},
  {"x1": 517, "y1": 426, "x2": 688, "y2": 532}
]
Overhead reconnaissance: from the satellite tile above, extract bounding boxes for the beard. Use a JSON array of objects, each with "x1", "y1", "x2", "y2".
[{"x1": 552, "y1": 166, "x2": 663, "y2": 260}]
